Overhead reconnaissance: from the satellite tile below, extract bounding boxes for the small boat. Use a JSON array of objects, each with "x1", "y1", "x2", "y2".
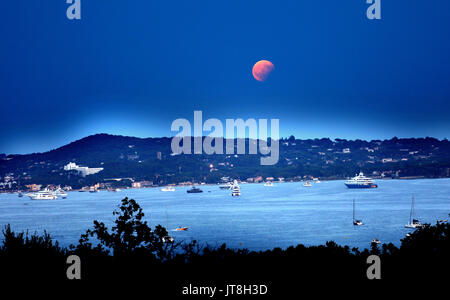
[
  {"x1": 405, "y1": 195, "x2": 423, "y2": 228},
  {"x1": 352, "y1": 199, "x2": 363, "y2": 226},
  {"x1": 175, "y1": 227, "x2": 189, "y2": 231},
  {"x1": 89, "y1": 189, "x2": 99, "y2": 193},
  {"x1": 371, "y1": 238, "x2": 381, "y2": 244},
  {"x1": 54, "y1": 188, "x2": 68, "y2": 198},
  {"x1": 18, "y1": 192, "x2": 23, "y2": 198},
  {"x1": 162, "y1": 236, "x2": 175, "y2": 243},
  {"x1": 405, "y1": 233, "x2": 411, "y2": 237},
  {"x1": 437, "y1": 219, "x2": 447, "y2": 224},
  {"x1": 264, "y1": 182, "x2": 274, "y2": 187},
  {"x1": 161, "y1": 186, "x2": 176, "y2": 192},
  {"x1": 187, "y1": 187, "x2": 203, "y2": 193},
  {"x1": 303, "y1": 181, "x2": 312, "y2": 187},
  {"x1": 231, "y1": 180, "x2": 241, "y2": 196},
  {"x1": 219, "y1": 182, "x2": 233, "y2": 190}
]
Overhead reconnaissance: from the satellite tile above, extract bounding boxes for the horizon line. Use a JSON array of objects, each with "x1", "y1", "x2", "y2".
[{"x1": 2, "y1": 132, "x2": 449, "y2": 156}]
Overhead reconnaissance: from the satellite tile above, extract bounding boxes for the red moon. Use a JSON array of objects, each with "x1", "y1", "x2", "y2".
[{"x1": 252, "y1": 60, "x2": 274, "y2": 82}]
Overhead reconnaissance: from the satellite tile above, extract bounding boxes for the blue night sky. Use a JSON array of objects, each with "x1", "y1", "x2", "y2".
[{"x1": 1, "y1": 0, "x2": 449, "y2": 154}]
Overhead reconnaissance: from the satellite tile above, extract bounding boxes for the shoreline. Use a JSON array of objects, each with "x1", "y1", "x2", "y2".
[{"x1": 2, "y1": 176, "x2": 449, "y2": 194}]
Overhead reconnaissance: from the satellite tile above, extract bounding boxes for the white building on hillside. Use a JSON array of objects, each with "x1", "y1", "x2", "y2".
[{"x1": 64, "y1": 162, "x2": 103, "y2": 177}]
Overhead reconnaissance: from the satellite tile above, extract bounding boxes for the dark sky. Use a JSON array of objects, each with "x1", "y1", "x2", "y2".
[{"x1": 1, "y1": 0, "x2": 449, "y2": 154}]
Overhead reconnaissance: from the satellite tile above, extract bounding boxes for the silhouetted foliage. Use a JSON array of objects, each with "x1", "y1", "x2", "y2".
[{"x1": 1, "y1": 198, "x2": 449, "y2": 285}]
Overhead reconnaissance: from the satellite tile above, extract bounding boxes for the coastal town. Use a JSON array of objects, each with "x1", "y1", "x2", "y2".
[{"x1": 1, "y1": 135, "x2": 449, "y2": 193}]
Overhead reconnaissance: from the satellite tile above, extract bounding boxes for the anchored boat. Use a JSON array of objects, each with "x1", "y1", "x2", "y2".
[
  {"x1": 405, "y1": 194, "x2": 423, "y2": 228},
  {"x1": 345, "y1": 172, "x2": 378, "y2": 189},
  {"x1": 28, "y1": 189, "x2": 57, "y2": 200},
  {"x1": 187, "y1": 186, "x2": 203, "y2": 193},
  {"x1": 231, "y1": 180, "x2": 241, "y2": 196}
]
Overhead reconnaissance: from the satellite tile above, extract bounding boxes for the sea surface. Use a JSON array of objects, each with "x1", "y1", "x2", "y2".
[{"x1": 0, "y1": 179, "x2": 449, "y2": 251}]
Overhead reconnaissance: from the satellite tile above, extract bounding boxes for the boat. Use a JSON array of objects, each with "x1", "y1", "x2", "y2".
[
  {"x1": 175, "y1": 227, "x2": 189, "y2": 231},
  {"x1": 161, "y1": 186, "x2": 176, "y2": 192},
  {"x1": 345, "y1": 172, "x2": 378, "y2": 189},
  {"x1": 353, "y1": 199, "x2": 363, "y2": 226},
  {"x1": 187, "y1": 187, "x2": 203, "y2": 193},
  {"x1": 303, "y1": 181, "x2": 312, "y2": 187},
  {"x1": 219, "y1": 182, "x2": 233, "y2": 190},
  {"x1": 162, "y1": 236, "x2": 175, "y2": 243},
  {"x1": 54, "y1": 188, "x2": 68, "y2": 198},
  {"x1": 18, "y1": 192, "x2": 23, "y2": 198},
  {"x1": 89, "y1": 189, "x2": 99, "y2": 193},
  {"x1": 28, "y1": 190, "x2": 58, "y2": 200},
  {"x1": 264, "y1": 181, "x2": 274, "y2": 187},
  {"x1": 231, "y1": 180, "x2": 241, "y2": 196},
  {"x1": 437, "y1": 219, "x2": 448, "y2": 224},
  {"x1": 405, "y1": 195, "x2": 423, "y2": 228},
  {"x1": 371, "y1": 238, "x2": 381, "y2": 244}
]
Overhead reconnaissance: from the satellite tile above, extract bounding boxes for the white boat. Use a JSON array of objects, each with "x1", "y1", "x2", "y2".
[
  {"x1": 353, "y1": 199, "x2": 363, "y2": 226},
  {"x1": 162, "y1": 236, "x2": 174, "y2": 243},
  {"x1": 303, "y1": 181, "x2": 312, "y2": 187},
  {"x1": 161, "y1": 186, "x2": 176, "y2": 192},
  {"x1": 264, "y1": 181, "x2": 274, "y2": 187},
  {"x1": 345, "y1": 172, "x2": 378, "y2": 189},
  {"x1": 371, "y1": 238, "x2": 381, "y2": 244},
  {"x1": 405, "y1": 195, "x2": 423, "y2": 228},
  {"x1": 231, "y1": 180, "x2": 241, "y2": 196},
  {"x1": 28, "y1": 190, "x2": 57, "y2": 200},
  {"x1": 54, "y1": 188, "x2": 68, "y2": 198},
  {"x1": 219, "y1": 182, "x2": 233, "y2": 190}
]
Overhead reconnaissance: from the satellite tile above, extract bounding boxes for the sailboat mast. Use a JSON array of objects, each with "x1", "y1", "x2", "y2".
[
  {"x1": 409, "y1": 194, "x2": 414, "y2": 223},
  {"x1": 353, "y1": 199, "x2": 355, "y2": 221}
]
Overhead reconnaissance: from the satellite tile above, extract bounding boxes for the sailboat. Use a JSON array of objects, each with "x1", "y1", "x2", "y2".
[
  {"x1": 353, "y1": 199, "x2": 363, "y2": 226},
  {"x1": 405, "y1": 194, "x2": 423, "y2": 228}
]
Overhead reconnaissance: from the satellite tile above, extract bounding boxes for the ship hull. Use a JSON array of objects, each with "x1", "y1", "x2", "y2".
[{"x1": 345, "y1": 183, "x2": 378, "y2": 189}]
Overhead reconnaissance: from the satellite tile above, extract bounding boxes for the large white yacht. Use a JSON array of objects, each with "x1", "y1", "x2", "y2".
[
  {"x1": 28, "y1": 190, "x2": 57, "y2": 200},
  {"x1": 345, "y1": 172, "x2": 378, "y2": 189}
]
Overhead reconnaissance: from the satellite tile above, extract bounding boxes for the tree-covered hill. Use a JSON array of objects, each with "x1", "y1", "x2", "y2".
[{"x1": 1, "y1": 134, "x2": 450, "y2": 189}]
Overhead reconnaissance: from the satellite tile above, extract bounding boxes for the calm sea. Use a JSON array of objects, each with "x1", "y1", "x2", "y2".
[{"x1": 0, "y1": 179, "x2": 449, "y2": 251}]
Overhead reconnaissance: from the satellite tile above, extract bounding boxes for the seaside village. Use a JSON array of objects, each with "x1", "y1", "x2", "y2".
[
  {"x1": 2, "y1": 159, "x2": 397, "y2": 195},
  {"x1": 1, "y1": 139, "x2": 448, "y2": 194}
]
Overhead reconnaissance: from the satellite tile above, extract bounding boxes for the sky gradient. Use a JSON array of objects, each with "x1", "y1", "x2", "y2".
[{"x1": 1, "y1": 0, "x2": 449, "y2": 154}]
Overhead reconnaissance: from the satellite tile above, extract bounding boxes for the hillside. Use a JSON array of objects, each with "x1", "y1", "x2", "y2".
[{"x1": 1, "y1": 134, "x2": 450, "y2": 189}]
